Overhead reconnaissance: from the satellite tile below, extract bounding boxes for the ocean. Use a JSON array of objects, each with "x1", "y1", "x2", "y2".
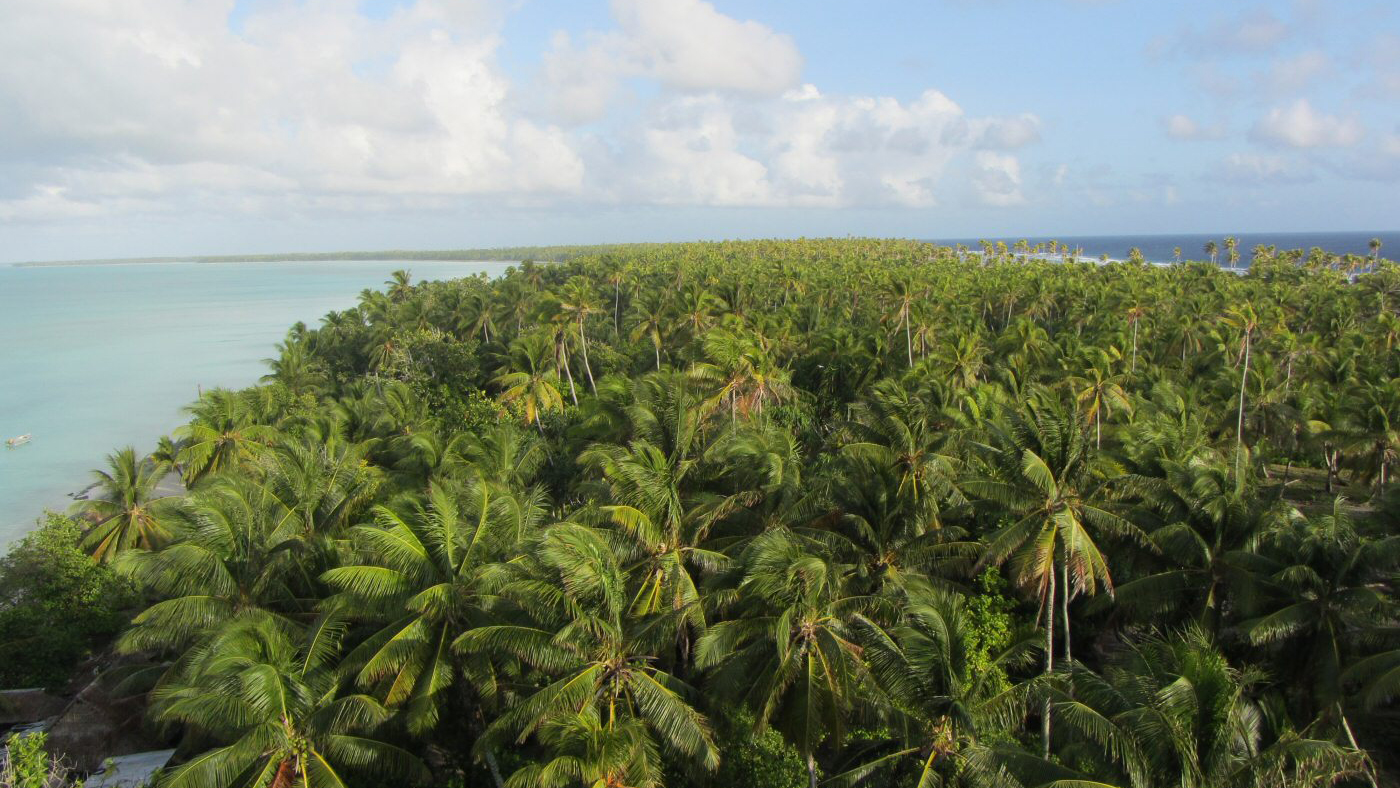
[
  {"x1": 0, "y1": 260, "x2": 511, "y2": 546},
  {"x1": 932, "y1": 231, "x2": 1399, "y2": 265}
]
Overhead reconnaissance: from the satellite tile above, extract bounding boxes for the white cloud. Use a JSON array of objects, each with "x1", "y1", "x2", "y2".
[
  {"x1": 1360, "y1": 34, "x2": 1400, "y2": 99},
  {"x1": 0, "y1": 0, "x2": 585, "y2": 223},
  {"x1": 971, "y1": 152, "x2": 1026, "y2": 207},
  {"x1": 611, "y1": 0, "x2": 802, "y2": 95},
  {"x1": 1260, "y1": 50, "x2": 1330, "y2": 94},
  {"x1": 1249, "y1": 99, "x2": 1364, "y2": 148},
  {"x1": 1168, "y1": 8, "x2": 1291, "y2": 57},
  {"x1": 972, "y1": 114, "x2": 1041, "y2": 149},
  {"x1": 611, "y1": 88, "x2": 1037, "y2": 208},
  {"x1": 1384, "y1": 129, "x2": 1400, "y2": 159},
  {"x1": 1214, "y1": 152, "x2": 1313, "y2": 185},
  {"x1": 535, "y1": 0, "x2": 802, "y2": 124},
  {"x1": 1165, "y1": 114, "x2": 1226, "y2": 140},
  {"x1": 0, "y1": 0, "x2": 1042, "y2": 224}
]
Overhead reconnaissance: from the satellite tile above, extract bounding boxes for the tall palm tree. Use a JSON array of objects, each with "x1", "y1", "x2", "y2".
[
  {"x1": 461, "y1": 524, "x2": 720, "y2": 785},
  {"x1": 1044, "y1": 629, "x2": 1365, "y2": 788},
  {"x1": 325, "y1": 481, "x2": 545, "y2": 736},
  {"x1": 1205, "y1": 240, "x2": 1219, "y2": 267},
  {"x1": 150, "y1": 616, "x2": 426, "y2": 788},
  {"x1": 835, "y1": 588, "x2": 1042, "y2": 787},
  {"x1": 1112, "y1": 446, "x2": 1287, "y2": 634},
  {"x1": 386, "y1": 268, "x2": 415, "y2": 302},
  {"x1": 1243, "y1": 498, "x2": 1400, "y2": 749},
  {"x1": 1222, "y1": 304, "x2": 1263, "y2": 451},
  {"x1": 969, "y1": 403, "x2": 1144, "y2": 756},
  {"x1": 74, "y1": 446, "x2": 177, "y2": 562},
  {"x1": 629, "y1": 291, "x2": 671, "y2": 371},
  {"x1": 886, "y1": 281, "x2": 918, "y2": 368},
  {"x1": 1225, "y1": 235, "x2": 1240, "y2": 269},
  {"x1": 697, "y1": 530, "x2": 875, "y2": 788},
  {"x1": 493, "y1": 333, "x2": 565, "y2": 432},
  {"x1": 578, "y1": 375, "x2": 725, "y2": 659},
  {"x1": 116, "y1": 476, "x2": 310, "y2": 654},
  {"x1": 177, "y1": 389, "x2": 281, "y2": 486},
  {"x1": 1069, "y1": 361, "x2": 1131, "y2": 449},
  {"x1": 691, "y1": 327, "x2": 796, "y2": 423},
  {"x1": 559, "y1": 279, "x2": 600, "y2": 394}
]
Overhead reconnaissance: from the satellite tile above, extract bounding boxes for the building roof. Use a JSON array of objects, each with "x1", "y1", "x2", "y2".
[{"x1": 83, "y1": 748, "x2": 176, "y2": 788}]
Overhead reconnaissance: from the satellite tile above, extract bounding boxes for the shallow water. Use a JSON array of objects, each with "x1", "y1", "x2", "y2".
[{"x1": 0, "y1": 260, "x2": 509, "y2": 546}]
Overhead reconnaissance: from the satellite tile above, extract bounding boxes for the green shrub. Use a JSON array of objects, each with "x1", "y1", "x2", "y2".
[
  {"x1": 1, "y1": 732, "x2": 78, "y2": 787},
  {"x1": 0, "y1": 513, "x2": 136, "y2": 689}
]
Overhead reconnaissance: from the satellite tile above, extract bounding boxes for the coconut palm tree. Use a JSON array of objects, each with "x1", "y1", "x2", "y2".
[
  {"x1": 1223, "y1": 304, "x2": 1262, "y2": 448},
  {"x1": 324, "y1": 480, "x2": 545, "y2": 736},
  {"x1": 493, "y1": 332, "x2": 565, "y2": 432},
  {"x1": 149, "y1": 616, "x2": 426, "y2": 788},
  {"x1": 74, "y1": 446, "x2": 177, "y2": 562},
  {"x1": 386, "y1": 268, "x2": 415, "y2": 302},
  {"x1": 629, "y1": 291, "x2": 671, "y2": 371},
  {"x1": 1243, "y1": 498, "x2": 1400, "y2": 747},
  {"x1": 559, "y1": 278, "x2": 600, "y2": 394},
  {"x1": 886, "y1": 281, "x2": 919, "y2": 368},
  {"x1": 1069, "y1": 360, "x2": 1131, "y2": 449},
  {"x1": 177, "y1": 389, "x2": 281, "y2": 486},
  {"x1": 1043, "y1": 628, "x2": 1365, "y2": 788},
  {"x1": 969, "y1": 402, "x2": 1145, "y2": 756},
  {"x1": 116, "y1": 476, "x2": 312, "y2": 654},
  {"x1": 697, "y1": 530, "x2": 875, "y2": 788},
  {"x1": 460, "y1": 524, "x2": 720, "y2": 784},
  {"x1": 834, "y1": 588, "x2": 1042, "y2": 788}
]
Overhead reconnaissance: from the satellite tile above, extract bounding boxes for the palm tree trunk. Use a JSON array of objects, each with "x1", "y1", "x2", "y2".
[
  {"x1": 1131, "y1": 320, "x2": 1138, "y2": 373},
  {"x1": 654, "y1": 341, "x2": 662, "y2": 371},
  {"x1": 271, "y1": 758, "x2": 296, "y2": 788},
  {"x1": 1061, "y1": 561, "x2": 1072, "y2": 664},
  {"x1": 485, "y1": 749, "x2": 507, "y2": 788},
  {"x1": 559, "y1": 344, "x2": 578, "y2": 406},
  {"x1": 1236, "y1": 332, "x2": 1251, "y2": 445},
  {"x1": 578, "y1": 316, "x2": 597, "y2": 394},
  {"x1": 1338, "y1": 705, "x2": 1379, "y2": 788},
  {"x1": 905, "y1": 312, "x2": 913, "y2": 367},
  {"x1": 1043, "y1": 568, "x2": 1055, "y2": 759},
  {"x1": 807, "y1": 753, "x2": 819, "y2": 788},
  {"x1": 614, "y1": 282, "x2": 621, "y2": 336}
]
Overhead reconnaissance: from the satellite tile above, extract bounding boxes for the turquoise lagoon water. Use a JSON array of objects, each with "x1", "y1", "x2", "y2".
[{"x1": 0, "y1": 260, "x2": 510, "y2": 546}]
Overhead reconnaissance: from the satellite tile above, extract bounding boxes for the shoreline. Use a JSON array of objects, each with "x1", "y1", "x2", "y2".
[{"x1": 11, "y1": 257, "x2": 522, "y2": 269}]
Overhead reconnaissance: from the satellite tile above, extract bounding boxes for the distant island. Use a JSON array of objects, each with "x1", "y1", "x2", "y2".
[{"x1": 10, "y1": 243, "x2": 662, "y2": 267}]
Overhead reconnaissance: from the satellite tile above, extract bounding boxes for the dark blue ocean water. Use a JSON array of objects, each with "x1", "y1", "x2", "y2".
[{"x1": 932, "y1": 231, "x2": 1399, "y2": 265}]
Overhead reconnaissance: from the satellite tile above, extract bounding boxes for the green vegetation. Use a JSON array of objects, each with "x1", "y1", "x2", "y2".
[
  {"x1": 0, "y1": 513, "x2": 135, "y2": 689},
  {"x1": 16, "y1": 238, "x2": 1400, "y2": 786},
  {"x1": 1, "y1": 732, "x2": 80, "y2": 787}
]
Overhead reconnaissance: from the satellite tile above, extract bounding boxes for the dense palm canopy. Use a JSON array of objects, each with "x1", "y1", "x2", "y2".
[{"x1": 56, "y1": 238, "x2": 1400, "y2": 787}]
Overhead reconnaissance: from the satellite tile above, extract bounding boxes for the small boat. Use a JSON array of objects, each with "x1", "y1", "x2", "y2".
[{"x1": 6, "y1": 434, "x2": 31, "y2": 448}]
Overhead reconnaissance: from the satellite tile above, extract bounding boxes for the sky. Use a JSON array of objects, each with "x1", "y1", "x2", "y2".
[{"x1": 2, "y1": 0, "x2": 1398, "y2": 262}]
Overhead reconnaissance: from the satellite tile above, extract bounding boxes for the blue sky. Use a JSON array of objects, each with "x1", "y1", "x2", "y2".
[{"x1": 1, "y1": 0, "x2": 1397, "y2": 261}]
